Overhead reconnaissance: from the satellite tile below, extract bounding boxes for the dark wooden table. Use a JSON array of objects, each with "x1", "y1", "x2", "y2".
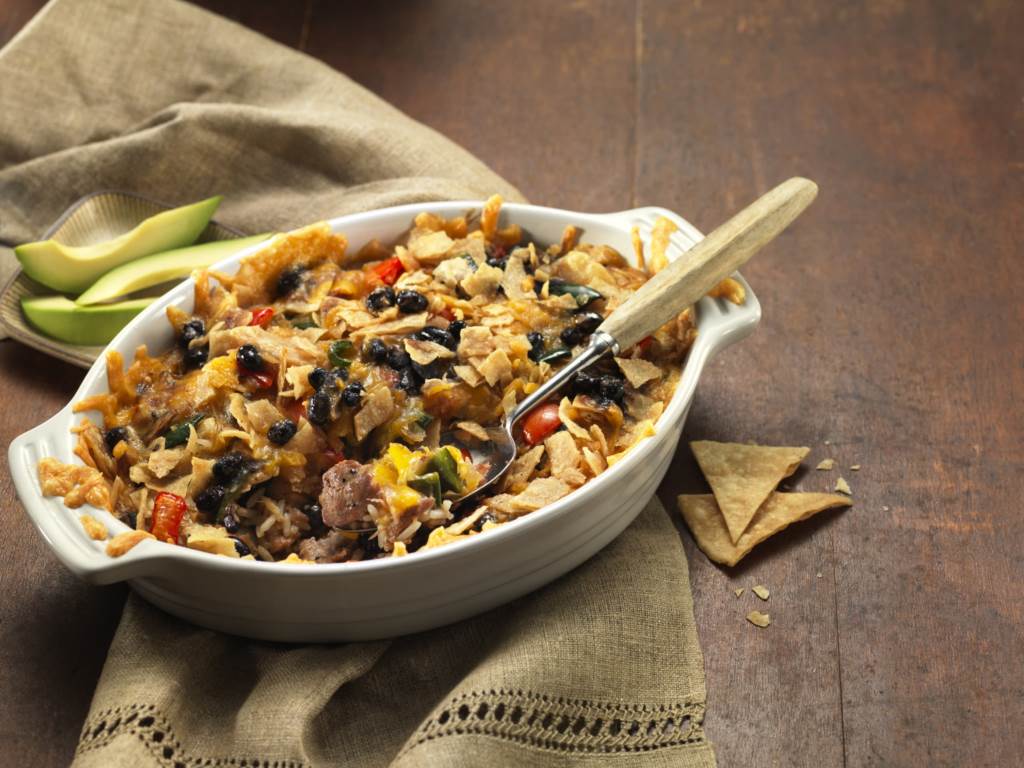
[{"x1": 2, "y1": 2, "x2": 1022, "y2": 765}]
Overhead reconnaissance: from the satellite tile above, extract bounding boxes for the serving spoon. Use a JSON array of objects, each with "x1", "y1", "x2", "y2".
[{"x1": 443, "y1": 176, "x2": 819, "y2": 512}]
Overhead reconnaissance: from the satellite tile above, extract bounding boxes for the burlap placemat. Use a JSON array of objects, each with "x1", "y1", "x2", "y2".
[{"x1": 1, "y1": 1, "x2": 715, "y2": 765}]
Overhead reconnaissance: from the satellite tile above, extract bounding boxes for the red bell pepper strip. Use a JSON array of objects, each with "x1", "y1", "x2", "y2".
[
  {"x1": 249, "y1": 307, "x2": 274, "y2": 328},
  {"x1": 150, "y1": 492, "x2": 187, "y2": 544},
  {"x1": 369, "y1": 256, "x2": 404, "y2": 286}
]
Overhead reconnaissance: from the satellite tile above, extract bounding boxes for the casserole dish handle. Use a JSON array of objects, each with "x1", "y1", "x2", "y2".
[{"x1": 9, "y1": 419, "x2": 161, "y2": 584}]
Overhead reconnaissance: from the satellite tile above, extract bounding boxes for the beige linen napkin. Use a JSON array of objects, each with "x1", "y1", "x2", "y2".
[{"x1": 2, "y1": 1, "x2": 715, "y2": 765}]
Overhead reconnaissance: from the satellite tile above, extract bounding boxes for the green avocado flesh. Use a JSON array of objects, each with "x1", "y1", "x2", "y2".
[
  {"x1": 76, "y1": 233, "x2": 271, "y2": 305},
  {"x1": 21, "y1": 296, "x2": 154, "y2": 346},
  {"x1": 15, "y1": 196, "x2": 221, "y2": 293}
]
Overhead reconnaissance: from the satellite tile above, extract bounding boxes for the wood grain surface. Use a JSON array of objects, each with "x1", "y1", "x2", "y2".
[{"x1": 2, "y1": 1, "x2": 1022, "y2": 765}]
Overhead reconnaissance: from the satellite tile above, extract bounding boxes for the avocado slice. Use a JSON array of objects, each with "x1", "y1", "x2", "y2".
[
  {"x1": 15, "y1": 196, "x2": 221, "y2": 293},
  {"x1": 76, "y1": 233, "x2": 271, "y2": 305},
  {"x1": 21, "y1": 295, "x2": 154, "y2": 346}
]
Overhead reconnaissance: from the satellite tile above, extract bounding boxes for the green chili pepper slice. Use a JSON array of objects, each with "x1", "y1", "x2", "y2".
[
  {"x1": 429, "y1": 448, "x2": 464, "y2": 493},
  {"x1": 163, "y1": 414, "x2": 205, "y2": 448},
  {"x1": 328, "y1": 340, "x2": 355, "y2": 368},
  {"x1": 546, "y1": 279, "x2": 602, "y2": 307},
  {"x1": 537, "y1": 347, "x2": 571, "y2": 365},
  {"x1": 409, "y1": 472, "x2": 443, "y2": 505}
]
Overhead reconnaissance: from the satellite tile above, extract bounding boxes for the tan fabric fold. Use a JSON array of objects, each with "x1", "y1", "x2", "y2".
[
  {"x1": 2, "y1": 1, "x2": 714, "y2": 765},
  {"x1": 74, "y1": 500, "x2": 713, "y2": 768}
]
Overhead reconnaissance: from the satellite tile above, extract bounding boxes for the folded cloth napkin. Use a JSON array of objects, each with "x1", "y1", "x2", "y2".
[{"x1": 1, "y1": 1, "x2": 715, "y2": 765}]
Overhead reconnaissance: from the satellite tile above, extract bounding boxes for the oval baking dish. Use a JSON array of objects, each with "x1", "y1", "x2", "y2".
[{"x1": 9, "y1": 201, "x2": 760, "y2": 641}]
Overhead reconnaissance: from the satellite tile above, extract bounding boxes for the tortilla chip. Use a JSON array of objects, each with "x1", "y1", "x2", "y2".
[
  {"x1": 480, "y1": 194, "x2": 503, "y2": 240},
  {"x1": 630, "y1": 225, "x2": 645, "y2": 272},
  {"x1": 79, "y1": 514, "x2": 108, "y2": 541},
  {"x1": 746, "y1": 611, "x2": 771, "y2": 628},
  {"x1": 835, "y1": 477, "x2": 852, "y2": 495},
  {"x1": 455, "y1": 421, "x2": 491, "y2": 442},
  {"x1": 733, "y1": 587, "x2": 744, "y2": 598},
  {"x1": 850, "y1": 464, "x2": 861, "y2": 471},
  {"x1": 691, "y1": 441, "x2": 809, "y2": 543},
  {"x1": 752, "y1": 584, "x2": 770, "y2": 600},
  {"x1": 816, "y1": 458, "x2": 835, "y2": 471},
  {"x1": 648, "y1": 216, "x2": 678, "y2": 274},
  {"x1": 677, "y1": 492, "x2": 852, "y2": 567},
  {"x1": 615, "y1": 356, "x2": 663, "y2": 388},
  {"x1": 707, "y1": 277, "x2": 746, "y2": 305},
  {"x1": 544, "y1": 431, "x2": 586, "y2": 486}
]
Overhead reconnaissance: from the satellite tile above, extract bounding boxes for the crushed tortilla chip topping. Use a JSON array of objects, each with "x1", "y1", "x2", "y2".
[{"x1": 36, "y1": 196, "x2": 725, "y2": 564}]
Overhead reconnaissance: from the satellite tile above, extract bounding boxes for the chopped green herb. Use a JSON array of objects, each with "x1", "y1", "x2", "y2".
[{"x1": 290, "y1": 316, "x2": 318, "y2": 329}]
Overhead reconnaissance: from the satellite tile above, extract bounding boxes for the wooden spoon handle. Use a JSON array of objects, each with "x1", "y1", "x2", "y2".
[{"x1": 597, "y1": 177, "x2": 818, "y2": 350}]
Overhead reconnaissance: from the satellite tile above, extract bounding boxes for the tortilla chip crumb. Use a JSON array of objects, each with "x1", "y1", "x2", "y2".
[
  {"x1": 752, "y1": 584, "x2": 770, "y2": 601},
  {"x1": 816, "y1": 572, "x2": 823, "y2": 579},
  {"x1": 824, "y1": 440, "x2": 831, "y2": 445},
  {"x1": 106, "y1": 530, "x2": 155, "y2": 557},
  {"x1": 79, "y1": 514, "x2": 108, "y2": 541},
  {"x1": 747, "y1": 610, "x2": 771, "y2": 628},
  {"x1": 882, "y1": 505, "x2": 890, "y2": 512},
  {"x1": 835, "y1": 477, "x2": 852, "y2": 495},
  {"x1": 816, "y1": 458, "x2": 835, "y2": 471},
  {"x1": 280, "y1": 553, "x2": 314, "y2": 564},
  {"x1": 734, "y1": 588, "x2": 744, "y2": 598},
  {"x1": 850, "y1": 464, "x2": 861, "y2": 471}
]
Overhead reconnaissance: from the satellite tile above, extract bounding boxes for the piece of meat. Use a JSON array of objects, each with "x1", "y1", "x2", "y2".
[
  {"x1": 298, "y1": 530, "x2": 353, "y2": 564},
  {"x1": 382, "y1": 496, "x2": 435, "y2": 550},
  {"x1": 319, "y1": 460, "x2": 382, "y2": 528}
]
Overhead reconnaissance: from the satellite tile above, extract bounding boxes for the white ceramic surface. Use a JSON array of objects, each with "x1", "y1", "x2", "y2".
[{"x1": 9, "y1": 201, "x2": 761, "y2": 641}]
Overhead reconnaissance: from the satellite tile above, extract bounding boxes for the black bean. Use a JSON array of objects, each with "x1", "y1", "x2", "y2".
[
  {"x1": 365, "y1": 286, "x2": 396, "y2": 312},
  {"x1": 573, "y1": 311, "x2": 603, "y2": 336},
  {"x1": 475, "y1": 511, "x2": 498, "y2": 531},
  {"x1": 571, "y1": 371, "x2": 601, "y2": 397},
  {"x1": 213, "y1": 452, "x2": 247, "y2": 483},
  {"x1": 395, "y1": 289, "x2": 428, "y2": 313},
  {"x1": 485, "y1": 243, "x2": 507, "y2": 263},
  {"x1": 184, "y1": 344, "x2": 209, "y2": 369},
  {"x1": 397, "y1": 367, "x2": 422, "y2": 393},
  {"x1": 222, "y1": 513, "x2": 240, "y2": 534},
  {"x1": 527, "y1": 331, "x2": 545, "y2": 361},
  {"x1": 178, "y1": 318, "x2": 205, "y2": 348},
  {"x1": 415, "y1": 326, "x2": 455, "y2": 349},
  {"x1": 236, "y1": 344, "x2": 263, "y2": 371},
  {"x1": 104, "y1": 427, "x2": 128, "y2": 453},
  {"x1": 304, "y1": 503, "x2": 325, "y2": 535},
  {"x1": 307, "y1": 391, "x2": 332, "y2": 426},
  {"x1": 341, "y1": 382, "x2": 364, "y2": 407},
  {"x1": 233, "y1": 539, "x2": 251, "y2": 556},
  {"x1": 559, "y1": 325, "x2": 584, "y2": 348},
  {"x1": 365, "y1": 338, "x2": 389, "y2": 363},
  {"x1": 195, "y1": 485, "x2": 225, "y2": 514},
  {"x1": 124, "y1": 511, "x2": 138, "y2": 530},
  {"x1": 362, "y1": 534, "x2": 381, "y2": 558},
  {"x1": 486, "y1": 256, "x2": 506, "y2": 269},
  {"x1": 598, "y1": 375, "x2": 625, "y2": 403},
  {"x1": 275, "y1": 266, "x2": 304, "y2": 297},
  {"x1": 387, "y1": 347, "x2": 412, "y2": 370},
  {"x1": 267, "y1": 419, "x2": 298, "y2": 445},
  {"x1": 308, "y1": 367, "x2": 328, "y2": 390},
  {"x1": 448, "y1": 319, "x2": 466, "y2": 341}
]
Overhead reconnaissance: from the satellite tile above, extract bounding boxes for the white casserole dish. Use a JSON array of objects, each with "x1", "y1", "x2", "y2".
[{"x1": 8, "y1": 201, "x2": 760, "y2": 641}]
